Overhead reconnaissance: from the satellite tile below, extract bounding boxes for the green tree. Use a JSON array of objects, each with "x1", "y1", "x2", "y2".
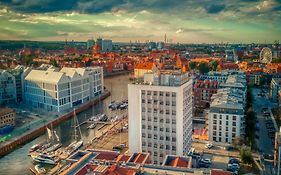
[
  {"x1": 240, "y1": 147, "x2": 254, "y2": 164},
  {"x1": 208, "y1": 60, "x2": 218, "y2": 71},
  {"x1": 198, "y1": 62, "x2": 209, "y2": 74},
  {"x1": 188, "y1": 61, "x2": 196, "y2": 70},
  {"x1": 50, "y1": 59, "x2": 58, "y2": 67}
]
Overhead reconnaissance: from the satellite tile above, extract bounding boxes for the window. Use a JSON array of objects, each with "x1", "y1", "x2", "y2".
[
  {"x1": 166, "y1": 92, "x2": 170, "y2": 97},
  {"x1": 166, "y1": 145, "x2": 170, "y2": 150},
  {"x1": 233, "y1": 116, "x2": 236, "y2": 120},
  {"x1": 147, "y1": 91, "x2": 151, "y2": 95},
  {"x1": 160, "y1": 136, "x2": 164, "y2": 140},
  {"x1": 166, "y1": 128, "x2": 170, "y2": 132},
  {"x1": 154, "y1": 126, "x2": 157, "y2": 131},
  {"x1": 166, "y1": 136, "x2": 170, "y2": 141},
  {"x1": 141, "y1": 90, "x2": 145, "y2": 95},
  {"x1": 232, "y1": 127, "x2": 236, "y2": 132},
  {"x1": 226, "y1": 121, "x2": 228, "y2": 126},
  {"x1": 160, "y1": 119, "x2": 164, "y2": 123},
  {"x1": 142, "y1": 99, "x2": 145, "y2": 103},
  {"x1": 172, "y1": 101, "x2": 176, "y2": 106},
  {"x1": 153, "y1": 117, "x2": 157, "y2": 122},
  {"x1": 172, "y1": 128, "x2": 176, "y2": 133},
  {"x1": 172, "y1": 111, "x2": 176, "y2": 116},
  {"x1": 213, "y1": 114, "x2": 217, "y2": 119},
  {"x1": 166, "y1": 119, "x2": 170, "y2": 124},
  {"x1": 142, "y1": 125, "x2": 145, "y2": 129},
  {"x1": 142, "y1": 133, "x2": 145, "y2": 138},
  {"x1": 148, "y1": 142, "x2": 152, "y2": 147},
  {"x1": 154, "y1": 135, "x2": 158, "y2": 139},
  {"x1": 233, "y1": 122, "x2": 236, "y2": 126},
  {"x1": 148, "y1": 125, "x2": 152, "y2": 130},
  {"x1": 172, "y1": 119, "x2": 176, "y2": 124},
  {"x1": 172, "y1": 146, "x2": 176, "y2": 151},
  {"x1": 153, "y1": 91, "x2": 158, "y2": 96},
  {"x1": 148, "y1": 134, "x2": 152, "y2": 138},
  {"x1": 172, "y1": 92, "x2": 176, "y2": 97},
  {"x1": 172, "y1": 137, "x2": 176, "y2": 142},
  {"x1": 226, "y1": 115, "x2": 229, "y2": 120},
  {"x1": 160, "y1": 92, "x2": 163, "y2": 96},
  {"x1": 166, "y1": 110, "x2": 170, "y2": 115},
  {"x1": 160, "y1": 127, "x2": 164, "y2": 131}
]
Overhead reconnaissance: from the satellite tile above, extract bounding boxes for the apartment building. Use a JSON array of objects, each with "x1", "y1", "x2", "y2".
[
  {"x1": 128, "y1": 70, "x2": 193, "y2": 165},
  {"x1": 270, "y1": 78, "x2": 281, "y2": 102},
  {"x1": 208, "y1": 88, "x2": 245, "y2": 144},
  {"x1": 24, "y1": 67, "x2": 103, "y2": 112},
  {"x1": 193, "y1": 79, "x2": 219, "y2": 108}
]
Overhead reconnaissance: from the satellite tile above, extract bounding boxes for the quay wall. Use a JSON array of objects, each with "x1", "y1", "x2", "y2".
[{"x1": 0, "y1": 91, "x2": 110, "y2": 158}]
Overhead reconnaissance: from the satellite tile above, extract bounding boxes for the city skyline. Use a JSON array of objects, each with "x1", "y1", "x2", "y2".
[{"x1": 0, "y1": 0, "x2": 280, "y2": 43}]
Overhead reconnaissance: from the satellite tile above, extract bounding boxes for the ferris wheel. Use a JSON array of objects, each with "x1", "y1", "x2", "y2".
[{"x1": 259, "y1": 47, "x2": 272, "y2": 64}]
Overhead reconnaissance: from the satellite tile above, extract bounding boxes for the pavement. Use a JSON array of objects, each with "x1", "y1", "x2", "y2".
[{"x1": 252, "y1": 87, "x2": 277, "y2": 175}]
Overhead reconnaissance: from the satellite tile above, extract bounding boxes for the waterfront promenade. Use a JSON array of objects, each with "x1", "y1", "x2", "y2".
[{"x1": 0, "y1": 91, "x2": 110, "y2": 158}]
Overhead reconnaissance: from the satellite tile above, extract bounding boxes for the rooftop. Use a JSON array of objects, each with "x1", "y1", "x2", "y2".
[{"x1": 0, "y1": 107, "x2": 15, "y2": 116}]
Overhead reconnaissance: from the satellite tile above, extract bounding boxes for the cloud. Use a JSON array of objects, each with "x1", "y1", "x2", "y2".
[{"x1": 205, "y1": 4, "x2": 226, "y2": 14}]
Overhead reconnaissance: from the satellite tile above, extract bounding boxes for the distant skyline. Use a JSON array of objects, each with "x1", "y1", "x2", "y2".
[{"x1": 0, "y1": 0, "x2": 280, "y2": 43}]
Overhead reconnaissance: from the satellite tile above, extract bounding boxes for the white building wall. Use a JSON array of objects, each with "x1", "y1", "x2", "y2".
[
  {"x1": 128, "y1": 79, "x2": 193, "y2": 164},
  {"x1": 209, "y1": 112, "x2": 243, "y2": 143}
]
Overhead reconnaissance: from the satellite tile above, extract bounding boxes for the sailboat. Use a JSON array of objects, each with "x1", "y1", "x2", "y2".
[
  {"x1": 64, "y1": 108, "x2": 83, "y2": 155},
  {"x1": 29, "y1": 125, "x2": 61, "y2": 154}
]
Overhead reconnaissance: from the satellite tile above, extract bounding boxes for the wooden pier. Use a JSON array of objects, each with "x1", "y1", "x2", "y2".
[{"x1": 0, "y1": 91, "x2": 110, "y2": 158}]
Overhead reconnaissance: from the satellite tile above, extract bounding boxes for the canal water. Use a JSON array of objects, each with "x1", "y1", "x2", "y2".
[{"x1": 0, "y1": 74, "x2": 130, "y2": 175}]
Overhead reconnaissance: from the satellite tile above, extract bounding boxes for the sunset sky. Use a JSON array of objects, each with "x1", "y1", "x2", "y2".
[{"x1": 0, "y1": 0, "x2": 280, "y2": 43}]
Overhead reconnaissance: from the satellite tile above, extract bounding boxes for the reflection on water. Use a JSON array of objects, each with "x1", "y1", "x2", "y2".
[{"x1": 0, "y1": 74, "x2": 130, "y2": 175}]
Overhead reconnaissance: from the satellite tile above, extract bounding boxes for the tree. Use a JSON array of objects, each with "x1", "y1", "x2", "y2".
[
  {"x1": 208, "y1": 60, "x2": 218, "y2": 71},
  {"x1": 240, "y1": 147, "x2": 254, "y2": 164},
  {"x1": 198, "y1": 62, "x2": 209, "y2": 74},
  {"x1": 50, "y1": 59, "x2": 58, "y2": 67},
  {"x1": 188, "y1": 61, "x2": 196, "y2": 70}
]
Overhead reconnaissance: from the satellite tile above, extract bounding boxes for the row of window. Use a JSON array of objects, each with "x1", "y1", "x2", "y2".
[
  {"x1": 213, "y1": 114, "x2": 237, "y2": 120},
  {"x1": 141, "y1": 117, "x2": 176, "y2": 124},
  {"x1": 142, "y1": 133, "x2": 177, "y2": 142},
  {"x1": 213, "y1": 126, "x2": 236, "y2": 132},
  {"x1": 142, "y1": 125, "x2": 176, "y2": 133},
  {"x1": 141, "y1": 108, "x2": 176, "y2": 115},
  {"x1": 142, "y1": 142, "x2": 177, "y2": 151},
  {"x1": 213, "y1": 120, "x2": 237, "y2": 126},
  {"x1": 142, "y1": 99, "x2": 176, "y2": 106},
  {"x1": 141, "y1": 91, "x2": 176, "y2": 97}
]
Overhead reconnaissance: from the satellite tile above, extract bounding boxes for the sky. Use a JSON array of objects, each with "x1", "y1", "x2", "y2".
[{"x1": 0, "y1": 0, "x2": 280, "y2": 43}]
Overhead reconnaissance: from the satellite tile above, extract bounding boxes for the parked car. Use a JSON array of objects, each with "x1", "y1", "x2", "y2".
[{"x1": 205, "y1": 143, "x2": 213, "y2": 149}]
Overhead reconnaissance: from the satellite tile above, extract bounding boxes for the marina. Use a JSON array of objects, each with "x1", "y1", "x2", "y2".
[{"x1": 0, "y1": 74, "x2": 130, "y2": 175}]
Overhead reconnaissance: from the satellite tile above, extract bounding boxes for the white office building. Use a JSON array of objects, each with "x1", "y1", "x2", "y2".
[
  {"x1": 208, "y1": 88, "x2": 245, "y2": 144},
  {"x1": 128, "y1": 70, "x2": 193, "y2": 165},
  {"x1": 24, "y1": 67, "x2": 103, "y2": 112}
]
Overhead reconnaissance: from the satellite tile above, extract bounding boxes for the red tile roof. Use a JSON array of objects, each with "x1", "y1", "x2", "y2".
[
  {"x1": 103, "y1": 164, "x2": 136, "y2": 175},
  {"x1": 170, "y1": 157, "x2": 188, "y2": 168},
  {"x1": 134, "y1": 153, "x2": 147, "y2": 164},
  {"x1": 115, "y1": 155, "x2": 131, "y2": 162},
  {"x1": 94, "y1": 152, "x2": 119, "y2": 161}
]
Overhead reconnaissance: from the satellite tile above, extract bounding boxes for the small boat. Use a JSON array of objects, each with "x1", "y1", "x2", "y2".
[
  {"x1": 65, "y1": 140, "x2": 83, "y2": 155},
  {"x1": 87, "y1": 123, "x2": 97, "y2": 129},
  {"x1": 29, "y1": 144, "x2": 41, "y2": 153},
  {"x1": 44, "y1": 143, "x2": 62, "y2": 153},
  {"x1": 34, "y1": 164, "x2": 46, "y2": 174},
  {"x1": 31, "y1": 153, "x2": 56, "y2": 165}
]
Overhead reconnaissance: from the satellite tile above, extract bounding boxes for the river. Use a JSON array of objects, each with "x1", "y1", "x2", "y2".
[{"x1": 0, "y1": 74, "x2": 130, "y2": 175}]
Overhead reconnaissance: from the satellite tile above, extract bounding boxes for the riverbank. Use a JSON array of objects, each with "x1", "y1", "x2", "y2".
[{"x1": 0, "y1": 91, "x2": 110, "y2": 158}]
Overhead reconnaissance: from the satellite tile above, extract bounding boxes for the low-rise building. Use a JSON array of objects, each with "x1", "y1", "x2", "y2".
[
  {"x1": 0, "y1": 107, "x2": 15, "y2": 128},
  {"x1": 24, "y1": 67, "x2": 103, "y2": 113}
]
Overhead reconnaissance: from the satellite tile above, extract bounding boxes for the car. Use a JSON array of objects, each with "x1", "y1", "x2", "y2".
[
  {"x1": 227, "y1": 163, "x2": 240, "y2": 172},
  {"x1": 228, "y1": 158, "x2": 239, "y2": 165},
  {"x1": 200, "y1": 158, "x2": 212, "y2": 164},
  {"x1": 205, "y1": 143, "x2": 213, "y2": 149}
]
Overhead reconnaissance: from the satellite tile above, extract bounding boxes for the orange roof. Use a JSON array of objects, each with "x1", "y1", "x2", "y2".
[
  {"x1": 170, "y1": 157, "x2": 188, "y2": 168},
  {"x1": 94, "y1": 151, "x2": 119, "y2": 161},
  {"x1": 211, "y1": 169, "x2": 231, "y2": 175},
  {"x1": 134, "y1": 153, "x2": 147, "y2": 164},
  {"x1": 103, "y1": 164, "x2": 136, "y2": 175},
  {"x1": 115, "y1": 155, "x2": 131, "y2": 162},
  {"x1": 135, "y1": 62, "x2": 155, "y2": 70}
]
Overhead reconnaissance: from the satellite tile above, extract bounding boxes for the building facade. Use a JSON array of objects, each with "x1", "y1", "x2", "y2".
[
  {"x1": 208, "y1": 88, "x2": 245, "y2": 144},
  {"x1": 0, "y1": 70, "x2": 17, "y2": 105},
  {"x1": 24, "y1": 67, "x2": 103, "y2": 113},
  {"x1": 193, "y1": 79, "x2": 219, "y2": 108},
  {"x1": 270, "y1": 78, "x2": 281, "y2": 102},
  {"x1": 128, "y1": 70, "x2": 193, "y2": 165},
  {"x1": 0, "y1": 107, "x2": 15, "y2": 128}
]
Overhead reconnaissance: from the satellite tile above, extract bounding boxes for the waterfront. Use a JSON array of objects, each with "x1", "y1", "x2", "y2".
[{"x1": 0, "y1": 74, "x2": 130, "y2": 175}]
